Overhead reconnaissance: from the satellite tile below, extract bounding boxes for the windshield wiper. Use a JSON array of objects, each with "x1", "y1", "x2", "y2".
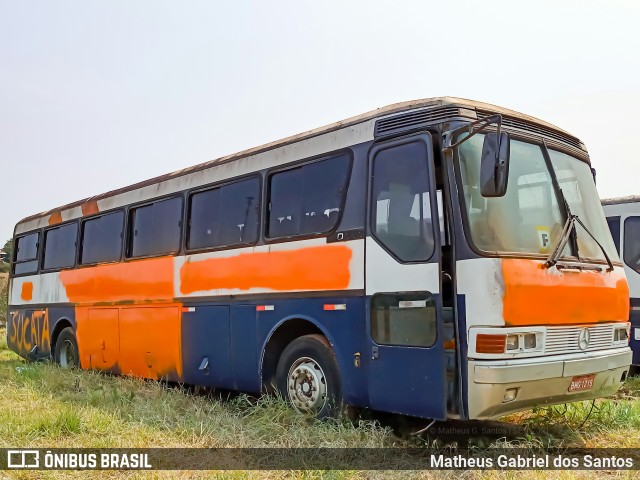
[
  {"x1": 540, "y1": 140, "x2": 614, "y2": 272},
  {"x1": 544, "y1": 213, "x2": 576, "y2": 269},
  {"x1": 573, "y1": 215, "x2": 614, "y2": 272},
  {"x1": 545, "y1": 214, "x2": 614, "y2": 272}
]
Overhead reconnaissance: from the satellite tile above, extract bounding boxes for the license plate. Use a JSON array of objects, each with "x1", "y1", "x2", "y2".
[{"x1": 568, "y1": 374, "x2": 595, "y2": 392}]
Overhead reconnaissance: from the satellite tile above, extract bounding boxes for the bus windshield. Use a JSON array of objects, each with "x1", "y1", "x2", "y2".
[{"x1": 457, "y1": 133, "x2": 619, "y2": 263}]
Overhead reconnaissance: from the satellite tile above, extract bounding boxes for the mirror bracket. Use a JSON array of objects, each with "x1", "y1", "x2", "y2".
[{"x1": 443, "y1": 114, "x2": 503, "y2": 151}]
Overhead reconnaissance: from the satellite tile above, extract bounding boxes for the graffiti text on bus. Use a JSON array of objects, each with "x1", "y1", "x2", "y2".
[{"x1": 8, "y1": 310, "x2": 51, "y2": 356}]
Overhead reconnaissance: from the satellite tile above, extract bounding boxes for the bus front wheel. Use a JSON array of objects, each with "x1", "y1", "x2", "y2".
[
  {"x1": 276, "y1": 334, "x2": 342, "y2": 419},
  {"x1": 54, "y1": 327, "x2": 79, "y2": 369}
]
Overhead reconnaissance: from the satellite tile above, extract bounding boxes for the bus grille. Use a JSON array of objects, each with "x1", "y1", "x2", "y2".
[{"x1": 544, "y1": 324, "x2": 615, "y2": 354}]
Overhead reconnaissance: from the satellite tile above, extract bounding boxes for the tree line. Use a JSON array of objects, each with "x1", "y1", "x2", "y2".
[{"x1": 0, "y1": 239, "x2": 12, "y2": 273}]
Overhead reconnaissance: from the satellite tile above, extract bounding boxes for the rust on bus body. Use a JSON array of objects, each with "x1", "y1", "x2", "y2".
[
  {"x1": 180, "y1": 244, "x2": 353, "y2": 294},
  {"x1": 501, "y1": 259, "x2": 629, "y2": 326}
]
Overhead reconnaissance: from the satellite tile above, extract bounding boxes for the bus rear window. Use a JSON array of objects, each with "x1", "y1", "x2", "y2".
[
  {"x1": 13, "y1": 232, "x2": 39, "y2": 275},
  {"x1": 43, "y1": 223, "x2": 78, "y2": 270}
]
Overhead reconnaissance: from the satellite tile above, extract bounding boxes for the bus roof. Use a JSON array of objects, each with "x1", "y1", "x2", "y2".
[
  {"x1": 15, "y1": 96, "x2": 584, "y2": 229},
  {"x1": 602, "y1": 195, "x2": 640, "y2": 206}
]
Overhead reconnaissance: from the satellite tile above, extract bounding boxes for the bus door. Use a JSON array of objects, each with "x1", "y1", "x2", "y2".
[{"x1": 365, "y1": 133, "x2": 447, "y2": 420}]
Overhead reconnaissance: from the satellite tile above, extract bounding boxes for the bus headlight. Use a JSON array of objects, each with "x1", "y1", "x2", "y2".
[
  {"x1": 506, "y1": 334, "x2": 519, "y2": 351},
  {"x1": 523, "y1": 333, "x2": 537, "y2": 349},
  {"x1": 614, "y1": 324, "x2": 630, "y2": 344},
  {"x1": 471, "y1": 328, "x2": 545, "y2": 358},
  {"x1": 507, "y1": 333, "x2": 538, "y2": 352}
]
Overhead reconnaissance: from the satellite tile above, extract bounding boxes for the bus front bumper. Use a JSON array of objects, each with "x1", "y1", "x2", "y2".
[{"x1": 467, "y1": 348, "x2": 631, "y2": 419}]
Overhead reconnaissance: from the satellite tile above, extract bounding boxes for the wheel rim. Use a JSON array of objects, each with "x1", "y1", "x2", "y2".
[
  {"x1": 59, "y1": 340, "x2": 77, "y2": 368},
  {"x1": 287, "y1": 356, "x2": 328, "y2": 413}
]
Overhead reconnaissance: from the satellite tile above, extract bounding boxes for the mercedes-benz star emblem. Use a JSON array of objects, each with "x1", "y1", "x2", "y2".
[{"x1": 578, "y1": 328, "x2": 591, "y2": 351}]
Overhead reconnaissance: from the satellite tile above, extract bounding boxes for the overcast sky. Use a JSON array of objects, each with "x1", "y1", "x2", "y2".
[{"x1": 1, "y1": 0, "x2": 639, "y2": 242}]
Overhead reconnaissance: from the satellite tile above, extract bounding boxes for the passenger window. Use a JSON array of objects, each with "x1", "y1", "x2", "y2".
[
  {"x1": 268, "y1": 167, "x2": 302, "y2": 237},
  {"x1": 371, "y1": 293, "x2": 436, "y2": 347},
  {"x1": 80, "y1": 211, "x2": 124, "y2": 264},
  {"x1": 188, "y1": 177, "x2": 260, "y2": 250},
  {"x1": 129, "y1": 197, "x2": 183, "y2": 258},
  {"x1": 371, "y1": 141, "x2": 434, "y2": 262},
  {"x1": 43, "y1": 223, "x2": 78, "y2": 270},
  {"x1": 267, "y1": 155, "x2": 351, "y2": 238},
  {"x1": 13, "y1": 232, "x2": 40, "y2": 275},
  {"x1": 623, "y1": 217, "x2": 640, "y2": 273}
]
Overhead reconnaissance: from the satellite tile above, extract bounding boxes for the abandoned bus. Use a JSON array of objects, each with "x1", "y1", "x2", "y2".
[
  {"x1": 7, "y1": 97, "x2": 632, "y2": 421},
  {"x1": 603, "y1": 196, "x2": 640, "y2": 368}
]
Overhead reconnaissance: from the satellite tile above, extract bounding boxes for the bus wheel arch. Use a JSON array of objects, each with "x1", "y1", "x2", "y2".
[{"x1": 261, "y1": 318, "x2": 328, "y2": 394}]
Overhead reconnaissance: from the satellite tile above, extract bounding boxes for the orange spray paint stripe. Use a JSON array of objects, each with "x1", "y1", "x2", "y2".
[
  {"x1": 81, "y1": 200, "x2": 100, "y2": 216},
  {"x1": 502, "y1": 259, "x2": 629, "y2": 326},
  {"x1": 48, "y1": 211, "x2": 62, "y2": 225},
  {"x1": 118, "y1": 304, "x2": 183, "y2": 379},
  {"x1": 21, "y1": 282, "x2": 33, "y2": 301},
  {"x1": 76, "y1": 304, "x2": 183, "y2": 379},
  {"x1": 60, "y1": 257, "x2": 174, "y2": 304},
  {"x1": 180, "y1": 244, "x2": 352, "y2": 294}
]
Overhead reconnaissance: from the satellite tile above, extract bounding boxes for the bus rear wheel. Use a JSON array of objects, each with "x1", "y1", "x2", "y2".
[
  {"x1": 54, "y1": 327, "x2": 79, "y2": 369},
  {"x1": 276, "y1": 334, "x2": 342, "y2": 419}
]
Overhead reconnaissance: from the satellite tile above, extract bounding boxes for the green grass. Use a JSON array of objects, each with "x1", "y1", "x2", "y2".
[
  {"x1": 502, "y1": 375, "x2": 640, "y2": 449},
  {"x1": 0, "y1": 328, "x2": 392, "y2": 479},
  {"x1": 0, "y1": 272, "x2": 7, "y2": 324},
  {"x1": 0, "y1": 326, "x2": 639, "y2": 479}
]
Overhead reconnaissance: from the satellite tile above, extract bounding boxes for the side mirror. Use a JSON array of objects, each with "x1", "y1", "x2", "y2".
[
  {"x1": 480, "y1": 132, "x2": 510, "y2": 197},
  {"x1": 591, "y1": 167, "x2": 597, "y2": 185}
]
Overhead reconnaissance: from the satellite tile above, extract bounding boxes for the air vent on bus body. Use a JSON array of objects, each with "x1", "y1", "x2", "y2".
[
  {"x1": 375, "y1": 106, "x2": 475, "y2": 136},
  {"x1": 476, "y1": 110, "x2": 582, "y2": 149}
]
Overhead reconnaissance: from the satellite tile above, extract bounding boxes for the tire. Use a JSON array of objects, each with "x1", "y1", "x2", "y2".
[
  {"x1": 276, "y1": 334, "x2": 342, "y2": 419},
  {"x1": 54, "y1": 327, "x2": 79, "y2": 369}
]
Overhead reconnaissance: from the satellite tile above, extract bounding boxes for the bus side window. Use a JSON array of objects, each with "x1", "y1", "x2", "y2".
[
  {"x1": 80, "y1": 210, "x2": 124, "y2": 265},
  {"x1": 371, "y1": 293, "x2": 436, "y2": 347},
  {"x1": 268, "y1": 167, "x2": 301, "y2": 238},
  {"x1": 42, "y1": 222, "x2": 78, "y2": 270},
  {"x1": 623, "y1": 217, "x2": 640, "y2": 273},
  {"x1": 188, "y1": 177, "x2": 260, "y2": 250},
  {"x1": 129, "y1": 196, "x2": 183, "y2": 258},
  {"x1": 300, "y1": 157, "x2": 349, "y2": 234},
  {"x1": 13, "y1": 232, "x2": 40, "y2": 275},
  {"x1": 267, "y1": 154, "x2": 351, "y2": 239}
]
